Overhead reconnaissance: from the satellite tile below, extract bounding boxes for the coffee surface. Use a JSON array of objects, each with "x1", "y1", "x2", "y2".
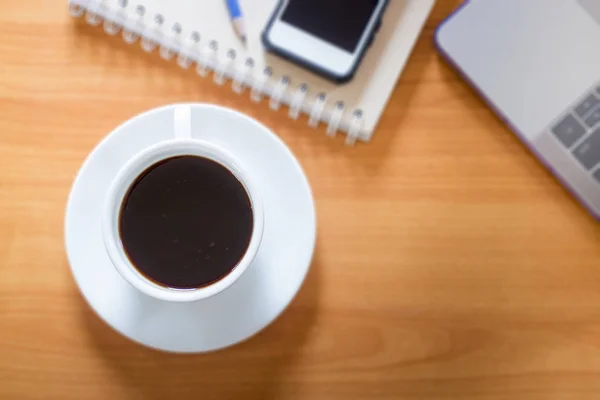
[{"x1": 119, "y1": 156, "x2": 254, "y2": 289}]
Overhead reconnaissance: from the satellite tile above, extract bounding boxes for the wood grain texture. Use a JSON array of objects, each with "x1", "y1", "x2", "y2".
[{"x1": 1, "y1": 1, "x2": 600, "y2": 399}]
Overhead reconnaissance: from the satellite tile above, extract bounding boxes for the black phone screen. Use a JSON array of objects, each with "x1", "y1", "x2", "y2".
[{"x1": 281, "y1": 0, "x2": 380, "y2": 53}]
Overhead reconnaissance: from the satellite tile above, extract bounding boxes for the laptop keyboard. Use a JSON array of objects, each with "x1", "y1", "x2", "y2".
[{"x1": 551, "y1": 85, "x2": 600, "y2": 182}]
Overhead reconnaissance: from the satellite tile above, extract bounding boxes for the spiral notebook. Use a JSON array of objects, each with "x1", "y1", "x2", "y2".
[{"x1": 68, "y1": 0, "x2": 435, "y2": 144}]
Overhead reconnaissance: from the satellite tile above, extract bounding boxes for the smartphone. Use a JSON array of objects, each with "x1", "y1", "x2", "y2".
[{"x1": 262, "y1": 0, "x2": 389, "y2": 84}]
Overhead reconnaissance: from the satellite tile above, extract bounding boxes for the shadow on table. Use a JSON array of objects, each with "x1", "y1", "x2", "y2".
[{"x1": 76, "y1": 248, "x2": 323, "y2": 400}]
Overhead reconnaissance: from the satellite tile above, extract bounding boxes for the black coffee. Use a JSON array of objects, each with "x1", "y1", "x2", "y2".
[{"x1": 119, "y1": 156, "x2": 254, "y2": 289}]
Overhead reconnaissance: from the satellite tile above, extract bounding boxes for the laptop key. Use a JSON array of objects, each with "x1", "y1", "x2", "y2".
[
  {"x1": 573, "y1": 128, "x2": 600, "y2": 170},
  {"x1": 594, "y1": 169, "x2": 600, "y2": 183},
  {"x1": 584, "y1": 106, "x2": 600, "y2": 128},
  {"x1": 575, "y1": 93, "x2": 600, "y2": 118},
  {"x1": 552, "y1": 114, "x2": 587, "y2": 147}
]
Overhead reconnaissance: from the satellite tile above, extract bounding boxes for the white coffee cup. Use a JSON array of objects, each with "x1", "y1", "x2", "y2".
[{"x1": 102, "y1": 104, "x2": 264, "y2": 302}]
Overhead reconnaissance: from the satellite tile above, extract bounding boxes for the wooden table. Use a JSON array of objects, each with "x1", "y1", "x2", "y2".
[{"x1": 2, "y1": 1, "x2": 600, "y2": 399}]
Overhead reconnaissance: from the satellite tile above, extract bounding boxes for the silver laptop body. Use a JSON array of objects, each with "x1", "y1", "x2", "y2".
[{"x1": 436, "y1": 0, "x2": 600, "y2": 219}]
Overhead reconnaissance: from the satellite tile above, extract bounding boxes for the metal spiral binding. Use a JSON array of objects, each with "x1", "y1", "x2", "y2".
[
  {"x1": 84, "y1": 1, "x2": 102, "y2": 26},
  {"x1": 120, "y1": 5, "x2": 143, "y2": 44},
  {"x1": 269, "y1": 76, "x2": 290, "y2": 110},
  {"x1": 346, "y1": 110, "x2": 364, "y2": 145},
  {"x1": 139, "y1": 11, "x2": 161, "y2": 52},
  {"x1": 199, "y1": 41, "x2": 220, "y2": 84},
  {"x1": 289, "y1": 83, "x2": 309, "y2": 120},
  {"x1": 103, "y1": 19, "x2": 120, "y2": 35},
  {"x1": 232, "y1": 57, "x2": 254, "y2": 94},
  {"x1": 213, "y1": 48, "x2": 235, "y2": 86},
  {"x1": 70, "y1": 0, "x2": 365, "y2": 143},
  {"x1": 158, "y1": 22, "x2": 181, "y2": 61},
  {"x1": 177, "y1": 31, "x2": 200, "y2": 69},
  {"x1": 327, "y1": 101, "x2": 345, "y2": 137},
  {"x1": 195, "y1": 47, "x2": 211, "y2": 78},
  {"x1": 250, "y1": 67, "x2": 271, "y2": 103},
  {"x1": 309, "y1": 93, "x2": 327, "y2": 127},
  {"x1": 68, "y1": 3, "x2": 84, "y2": 17}
]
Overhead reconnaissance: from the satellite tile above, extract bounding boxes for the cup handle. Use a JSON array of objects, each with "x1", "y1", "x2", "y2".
[{"x1": 174, "y1": 105, "x2": 192, "y2": 139}]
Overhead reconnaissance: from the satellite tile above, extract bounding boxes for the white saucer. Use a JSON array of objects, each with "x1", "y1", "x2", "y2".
[{"x1": 65, "y1": 104, "x2": 316, "y2": 353}]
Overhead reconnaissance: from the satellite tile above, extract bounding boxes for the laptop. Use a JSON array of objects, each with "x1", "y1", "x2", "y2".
[{"x1": 436, "y1": 0, "x2": 600, "y2": 220}]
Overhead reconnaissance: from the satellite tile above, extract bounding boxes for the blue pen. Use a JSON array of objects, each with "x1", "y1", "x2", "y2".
[{"x1": 225, "y1": 0, "x2": 247, "y2": 46}]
